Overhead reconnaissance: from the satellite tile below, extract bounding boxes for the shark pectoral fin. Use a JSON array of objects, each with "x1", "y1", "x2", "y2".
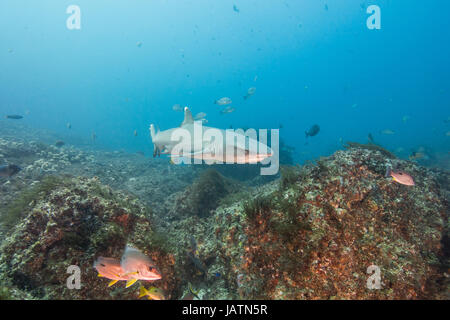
[
  {"x1": 126, "y1": 279, "x2": 138, "y2": 288},
  {"x1": 108, "y1": 280, "x2": 119, "y2": 287}
]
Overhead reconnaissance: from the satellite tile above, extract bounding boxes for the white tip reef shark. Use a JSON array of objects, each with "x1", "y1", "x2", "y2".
[{"x1": 149, "y1": 107, "x2": 273, "y2": 164}]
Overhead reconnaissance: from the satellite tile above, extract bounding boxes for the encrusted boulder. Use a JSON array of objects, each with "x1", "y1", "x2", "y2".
[
  {"x1": 0, "y1": 176, "x2": 179, "y2": 299},
  {"x1": 172, "y1": 169, "x2": 240, "y2": 218}
]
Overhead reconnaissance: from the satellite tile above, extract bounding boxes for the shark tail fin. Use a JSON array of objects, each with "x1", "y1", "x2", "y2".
[
  {"x1": 181, "y1": 107, "x2": 194, "y2": 126},
  {"x1": 150, "y1": 124, "x2": 156, "y2": 141},
  {"x1": 150, "y1": 124, "x2": 160, "y2": 157}
]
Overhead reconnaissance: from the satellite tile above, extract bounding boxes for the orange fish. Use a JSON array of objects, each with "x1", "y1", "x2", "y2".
[
  {"x1": 94, "y1": 246, "x2": 162, "y2": 288},
  {"x1": 121, "y1": 246, "x2": 162, "y2": 282},
  {"x1": 385, "y1": 167, "x2": 415, "y2": 186}
]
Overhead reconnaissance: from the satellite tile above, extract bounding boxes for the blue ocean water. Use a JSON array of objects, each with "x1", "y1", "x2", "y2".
[{"x1": 1, "y1": 0, "x2": 449, "y2": 164}]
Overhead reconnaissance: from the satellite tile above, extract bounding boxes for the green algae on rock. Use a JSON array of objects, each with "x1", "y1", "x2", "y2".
[
  {"x1": 0, "y1": 176, "x2": 179, "y2": 300},
  {"x1": 1, "y1": 175, "x2": 71, "y2": 230},
  {"x1": 173, "y1": 169, "x2": 241, "y2": 218}
]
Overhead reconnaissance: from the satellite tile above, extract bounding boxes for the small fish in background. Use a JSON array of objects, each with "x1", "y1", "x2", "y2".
[
  {"x1": 243, "y1": 87, "x2": 256, "y2": 100},
  {"x1": 0, "y1": 164, "x2": 21, "y2": 178},
  {"x1": 233, "y1": 4, "x2": 239, "y2": 13},
  {"x1": 4, "y1": 115, "x2": 23, "y2": 120},
  {"x1": 55, "y1": 140, "x2": 65, "y2": 148},
  {"x1": 172, "y1": 104, "x2": 183, "y2": 112},
  {"x1": 187, "y1": 251, "x2": 208, "y2": 276},
  {"x1": 220, "y1": 106, "x2": 235, "y2": 115},
  {"x1": 186, "y1": 237, "x2": 207, "y2": 276},
  {"x1": 134, "y1": 130, "x2": 138, "y2": 137},
  {"x1": 66, "y1": 122, "x2": 72, "y2": 129},
  {"x1": 189, "y1": 235, "x2": 198, "y2": 254},
  {"x1": 385, "y1": 166, "x2": 415, "y2": 186},
  {"x1": 402, "y1": 115, "x2": 411, "y2": 123},
  {"x1": 409, "y1": 151, "x2": 427, "y2": 161},
  {"x1": 254, "y1": 75, "x2": 258, "y2": 81},
  {"x1": 380, "y1": 129, "x2": 395, "y2": 135},
  {"x1": 214, "y1": 97, "x2": 232, "y2": 106},
  {"x1": 194, "y1": 112, "x2": 207, "y2": 121},
  {"x1": 305, "y1": 124, "x2": 320, "y2": 138},
  {"x1": 136, "y1": 41, "x2": 143, "y2": 48},
  {"x1": 138, "y1": 286, "x2": 165, "y2": 300},
  {"x1": 368, "y1": 133, "x2": 375, "y2": 144},
  {"x1": 324, "y1": 4, "x2": 329, "y2": 11}
]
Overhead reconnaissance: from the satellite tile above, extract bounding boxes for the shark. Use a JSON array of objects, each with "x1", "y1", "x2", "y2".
[{"x1": 149, "y1": 107, "x2": 273, "y2": 164}]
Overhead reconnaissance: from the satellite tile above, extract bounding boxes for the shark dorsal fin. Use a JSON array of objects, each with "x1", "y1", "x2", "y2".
[{"x1": 181, "y1": 107, "x2": 194, "y2": 127}]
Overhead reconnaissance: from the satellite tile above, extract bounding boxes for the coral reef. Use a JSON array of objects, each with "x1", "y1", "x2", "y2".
[
  {"x1": 0, "y1": 122, "x2": 448, "y2": 300},
  {"x1": 344, "y1": 141, "x2": 397, "y2": 159},
  {"x1": 172, "y1": 169, "x2": 241, "y2": 218},
  {"x1": 0, "y1": 176, "x2": 179, "y2": 299},
  {"x1": 212, "y1": 148, "x2": 448, "y2": 299}
]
